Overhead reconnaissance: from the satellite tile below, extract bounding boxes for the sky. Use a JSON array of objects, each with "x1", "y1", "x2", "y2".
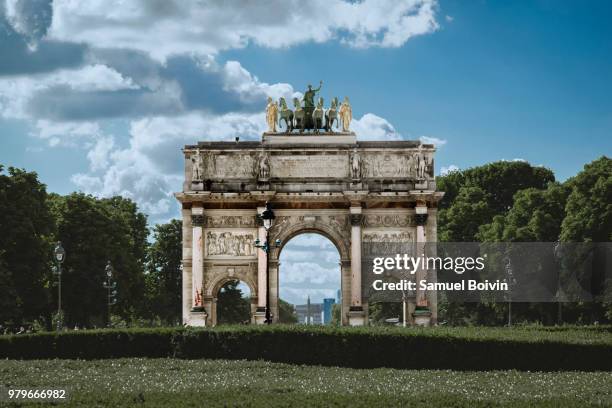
[{"x1": 1, "y1": 0, "x2": 611, "y2": 305}]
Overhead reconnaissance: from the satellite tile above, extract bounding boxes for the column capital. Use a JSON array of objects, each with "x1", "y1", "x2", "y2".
[
  {"x1": 415, "y1": 213, "x2": 428, "y2": 226},
  {"x1": 350, "y1": 214, "x2": 363, "y2": 226},
  {"x1": 192, "y1": 214, "x2": 204, "y2": 227}
]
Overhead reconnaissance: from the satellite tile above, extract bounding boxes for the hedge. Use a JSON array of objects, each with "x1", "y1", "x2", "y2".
[{"x1": 1, "y1": 325, "x2": 611, "y2": 371}]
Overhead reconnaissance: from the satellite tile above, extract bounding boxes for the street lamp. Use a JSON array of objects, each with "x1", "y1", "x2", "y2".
[
  {"x1": 505, "y1": 257, "x2": 516, "y2": 327},
  {"x1": 53, "y1": 241, "x2": 65, "y2": 331},
  {"x1": 103, "y1": 261, "x2": 117, "y2": 327},
  {"x1": 254, "y1": 202, "x2": 281, "y2": 324}
]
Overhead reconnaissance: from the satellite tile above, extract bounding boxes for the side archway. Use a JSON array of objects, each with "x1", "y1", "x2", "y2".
[{"x1": 208, "y1": 275, "x2": 257, "y2": 326}]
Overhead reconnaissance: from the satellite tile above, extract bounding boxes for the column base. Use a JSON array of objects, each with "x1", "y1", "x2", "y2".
[
  {"x1": 348, "y1": 307, "x2": 366, "y2": 326},
  {"x1": 412, "y1": 308, "x2": 432, "y2": 327},
  {"x1": 253, "y1": 307, "x2": 267, "y2": 324},
  {"x1": 188, "y1": 311, "x2": 208, "y2": 327}
]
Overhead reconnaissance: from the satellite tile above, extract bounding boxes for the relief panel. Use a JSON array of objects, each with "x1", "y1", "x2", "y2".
[{"x1": 204, "y1": 229, "x2": 257, "y2": 258}]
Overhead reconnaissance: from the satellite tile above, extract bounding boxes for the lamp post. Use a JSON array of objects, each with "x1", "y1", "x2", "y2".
[
  {"x1": 53, "y1": 241, "x2": 65, "y2": 331},
  {"x1": 505, "y1": 257, "x2": 516, "y2": 327},
  {"x1": 103, "y1": 261, "x2": 117, "y2": 327},
  {"x1": 254, "y1": 202, "x2": 281, "y2": 324}
]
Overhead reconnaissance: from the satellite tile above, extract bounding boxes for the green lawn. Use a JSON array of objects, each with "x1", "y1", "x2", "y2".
[{"x1": 1, "y1": 358, "x2": 611, "y2": 407}]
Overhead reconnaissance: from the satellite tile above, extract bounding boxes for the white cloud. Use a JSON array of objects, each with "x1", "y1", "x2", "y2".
[
  {"x1": 87, "y1": 136, "x2": 115, "y2": 171},
  {"x1": 0, "y1": 64, "x2": 139, "y2": 120},
  {"x1": 419, "y1": 135, "x2": 446, "y2": 147},
  {"x1": 445, "y1": 15, "x2": 454, "y2": 22},
  {"x1": 440, "y1": 164, "x2": 459, "y2": 176},
  {"x1": 280, "y1": 262, "x2": 340, "y2": 285},
  {"x1": 47, "y1": 0, "x2": 439, "y2": 61},
  {"x1": 353, "y1": 113, "x2": 402, "y2": 140},
  {"x1": 31, "y1": 120, "x2": 102, "y2": 147}
]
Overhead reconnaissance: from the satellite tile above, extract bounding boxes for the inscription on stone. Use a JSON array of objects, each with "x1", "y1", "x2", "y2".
[
  {"x1": 271, "y1": 155, "x2": 348, "y2": 178},
  {"x1": 213, "y1": 154, "x2": 255, "y2": 179}
]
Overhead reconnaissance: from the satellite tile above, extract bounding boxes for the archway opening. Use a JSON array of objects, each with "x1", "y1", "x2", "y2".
[
  {"x1": 216, "y1": 280, "x2": 252, "y2": 325},
  {"x1": 279, "y1": 233, "x2": 341, "y2": 325}
]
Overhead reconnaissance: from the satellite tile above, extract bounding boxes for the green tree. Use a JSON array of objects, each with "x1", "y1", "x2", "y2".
[
  {"x1": 50, "y1": 193, "x2": 148, "y2": 327},
  {"x1": 439, "y1": 186, "x2": 493, "y2": 242},
  {"x1": 560, "y1": 156, "x2": 611, "y2": 242},
  {"x1": 478, "y1": 183, "x2": 570, "y2": 242},
  {"x1": 559, "y1": 157, "x2": 611, "y2": 321},
  {"x1": 438, "y1": 161, "x2": 555, "y2": 242},
  {"x1": 216, "y1": 281, "x2": 250, "y2": 324},
  {"x1": 146, "y1": 219, "x2": 182, "y2": 324},
  {"x1": 278, "y1": 298, "x2": 298, "y2": 323},
  {"x1": 0, "y1": 166, "x2": 54, "y2": 326}
]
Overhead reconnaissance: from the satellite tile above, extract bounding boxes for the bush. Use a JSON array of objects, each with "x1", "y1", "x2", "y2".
[{"x1": 1, "y1": 325, "x2": 610, "y2": 371}]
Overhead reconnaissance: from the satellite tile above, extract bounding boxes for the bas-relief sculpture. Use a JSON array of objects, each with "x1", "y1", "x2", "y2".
[
  {"x1": 258, "y1": 153, "x2": 270, "y2": 180},
  {"x1": 205, "y1": 230, "x2": 256, "y2": 257},
  {"x1": 362, "y1": 152, "x2": 434, "y2": 179},
  {"x1": 191, "y1": 148, "x2": 204, "y2": 182},
  {"x1": 350, "y1": 149, "x2": 361, "y2": 180},
  {"x1": 188, "y1": 149, "x2": 434, "y2": 182}
]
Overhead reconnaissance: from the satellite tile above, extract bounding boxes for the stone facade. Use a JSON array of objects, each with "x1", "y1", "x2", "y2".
[{"x1": 175, "y1": 133, "x2": 443, "y2": 326}]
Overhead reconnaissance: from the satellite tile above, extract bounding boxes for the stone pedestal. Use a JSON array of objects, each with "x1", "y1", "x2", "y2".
[
  {"x1": 413, "y1": 309, "x2": 432, "y2": 327},
  {"x1": 189, "y1": 311, "x2": 208, "y2": 327},
  {"x1": 348, "y1": 309, "x2": 366, "y2": 326},
  {"x1": 253, "y1": 307, "x2": 266, "y2": 324}
]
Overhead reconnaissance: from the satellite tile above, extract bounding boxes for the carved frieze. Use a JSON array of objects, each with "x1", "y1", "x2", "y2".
[
  {"x1": 361, "y1": 152, "x2": 434, "y2": 179},
  {"x1": 203, "y1": 215, "x2": 257, "y2": 228},
  {"x1": 363, "y1": 230, "x2": 414, "y2": 243},
  {"x1": 205, "y1": 230, "x2": 257, "y2": 258},
  {"x1": 362, "y1": 214, "x2": 415, "y2": 228}
]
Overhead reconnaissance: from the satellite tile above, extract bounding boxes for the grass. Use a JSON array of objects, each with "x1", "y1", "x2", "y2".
[{"x1": 1, "y1": 358, "x2": 611, "y2": 407}]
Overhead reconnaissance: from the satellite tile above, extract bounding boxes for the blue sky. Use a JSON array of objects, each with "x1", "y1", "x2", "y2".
[{"x1": 1, "y1": 0, "x2": 610, "y2": 304}]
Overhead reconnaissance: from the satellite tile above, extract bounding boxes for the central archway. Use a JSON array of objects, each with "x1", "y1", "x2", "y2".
[
  {"x1": 268, "y1": 216, "x2": 352, "y2": 325},
  {"x1": 278, "y1": 233, "x2": 341, "y2": 324}
]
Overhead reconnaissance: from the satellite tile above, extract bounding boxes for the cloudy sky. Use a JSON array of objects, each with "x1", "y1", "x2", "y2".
[{"x1": 1, "y1": 0, "x2": 611, "y2": 304}]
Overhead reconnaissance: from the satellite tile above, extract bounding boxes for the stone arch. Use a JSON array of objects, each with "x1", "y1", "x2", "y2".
[
  {"x1": 267, "y1": 217, "x2": 351, "y2": 324},
  {"x1": 207, "y1": 274, "x2": 257, "y2": 326},
  {"x1": 269, "y1": 219, "x2": 350, "y2": 262}
]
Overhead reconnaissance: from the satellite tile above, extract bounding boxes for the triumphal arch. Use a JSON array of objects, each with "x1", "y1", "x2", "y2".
[{"x1": 175, "y1": 83, "x2": 443, "y2": 326}]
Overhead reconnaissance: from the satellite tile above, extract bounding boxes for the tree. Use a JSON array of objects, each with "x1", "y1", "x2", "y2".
[
  {"x1": 278, "y1": 298, "x2": 298, "y2": 324},
  {"x1": 478, "y1": 183, "x2": 570, "y2": 242},
  {"x1": 439, "y1": 186, "x2": 493, "y2": 242},
  {"x1": 146, "y1": 219, "x2": 182, "y2": 324},
  {"x1": 216, "y1": 281, "x2": 250, "y2": 324},
  {"x1": 50, "y1": 193, "x2": 148, "y2": 327},
  {"x1": 438, "y1": 161, "x2": 555, "y2": 242},
  {"x1": 560, "y1": 156, "x2": 611, "y2": 242},
  {"x1": 0, "y1": 166, "x2": 54, "y2": 326},
  {"x1": 559, "y1": 157, "x2": 611, "y2": 321}
]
